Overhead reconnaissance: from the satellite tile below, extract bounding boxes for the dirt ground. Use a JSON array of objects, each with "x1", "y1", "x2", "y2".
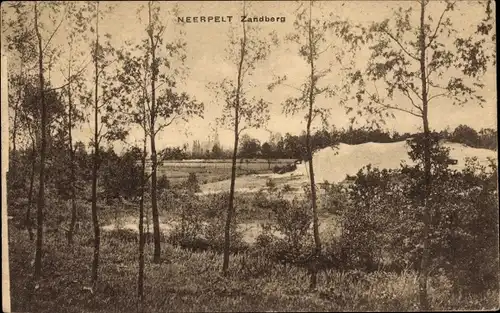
[{"x1": 198, "y1": 171, "x2": 308, "y2": 195}]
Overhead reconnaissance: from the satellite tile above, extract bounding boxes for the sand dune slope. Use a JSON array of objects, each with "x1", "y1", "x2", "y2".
[{"x1": 296, "y1": 141, "x2": 497, "y2": 184}]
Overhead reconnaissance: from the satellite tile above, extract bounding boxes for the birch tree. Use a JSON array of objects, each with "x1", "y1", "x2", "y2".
[
  {"x1": 82, "y1": 1, "x2": 128, "y2": 289},
  {"x1": 115, "y1": 2, "x2": 203, "y2": 300},
  {"x1": 31, "y1": 0, "x2": 65, "y2": 284},
  {"x1": 60, "y1": 2, "x2": 91, "y2": 245},
  {"x1": 344, "y1": 0, "x2": 495, "y2": 308},
  {"x1": 142, "y1": 1, "x2": 203, "y2": 263},
  {"x1": 136, "y1": 106, "x2": 148, "y2": 313},
  {"x1": 268, "y1": 0, "x2": 353, "y2": 288},
  {"x1": 3, "y1": 0, "x2": 38, "y2": 250},
  {"x1": 115, "y1": 41, "x2": 152, "y2": 313},
  {"x1": 6, "y1": 72, "x2": 37, "y2": 239},
  {"x1": 211, "y1": 1, "x2": 272, "y2": 276}
]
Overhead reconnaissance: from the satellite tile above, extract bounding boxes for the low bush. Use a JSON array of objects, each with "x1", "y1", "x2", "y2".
[
  {"x1": 167, "y1": 192, "x2": 248, "y2": 254},
  {"x1": 157, "y1": 175, "x2": 170, "y2": 194},
  {"x1": 168, "y1": 229, "x2": 211, "y2": 252},
  {"x1": 203, "y1": 192, "x2": 248, "y2": 253},
  {"x1": 319, "y1": 180, "x2": 350, "y2": 216},
  {"x1": 266, "y1": 178, "x2": 276, "y2": 190},
  {"x1": 282, "y1": 184, "x2": 293, "y2": 193},
  {"x1": 252, "y1": 190, "x2": 272, "y2": 213},
  {"x1": 329, "y1": 135, "x2": 499, "y2": 294},
  {"x1": 253, "y1": 189, "x2": 318, "y2": 267},
  {"x1": 104, "y1": 228, "x2": 138, "y2": 243},
  {"x1": 104, "y1": 228, "x2": 167, "y2": 245},
  {"x1": 180, "y1": 172, "x2": 200, "y2": 193}
]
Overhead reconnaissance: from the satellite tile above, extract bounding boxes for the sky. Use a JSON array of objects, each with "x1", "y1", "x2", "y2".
[{"x1": 1, "y1": 1, "x2": 497, "y2": 154}]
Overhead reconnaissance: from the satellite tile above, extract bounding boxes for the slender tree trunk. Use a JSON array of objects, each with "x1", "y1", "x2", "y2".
[
  {"x1": 223, "y1": 125, "x2": 239, "y2": 275},
  {"x1": 137, "y1": 116, "x2": 147, "y2": 313},
  {"x1": 222, "y1": 4, "x2": 247, "y2": 275},
  {"x1": 11, "y1": 66, "x2": 21, "y2": 166},
  {"x1": 150, "y1": 133, "x2": 160, "y2": 262},
  {"x1": 12, "y1": 109, "x2": 18, "y2": 155},
  {"x1": 26, "y1": 135, "x2": 36, "y2": 241},
  {"x1": 148, "y1": 2, "x2": 161, "y2": 263},
  {"x1": 10, "y1": 66, "x2": 23, "y2": 183},
  {"x1": 91, "y1": 2, "x2": 101, "y2": 288},
  {"x1": 418, "y1": 0, "x2": 431, "y2": 310},
  {"x1": 67, "y1": 48, "x2": 77, "y2": 246},
  {"x1": 146, "y1": 201, "x2": 150, "y2": 241},
  {"x1": 33, "y1": 2, "x2": 47, "y2": 282},
  {"x1": 307, "y1": 0, "x2": 321, "y2": 290}
]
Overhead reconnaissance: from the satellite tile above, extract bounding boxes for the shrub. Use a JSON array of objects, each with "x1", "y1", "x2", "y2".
[
  {"x1": 104, "y1": 228, "x2": 138, "y2": 244},
  {"x1": 337, "y1": 165, "x2": 404, "y2": 271},
  {"x1": 450, "y1": 124, "x2": 480, "y2": 148},
  {"x1": 168, "y1": 229, "x2": 211, "y2": 252},
  {"x1": 432, "y1": 157, "x2": 498, "y2": 293},
  {"x1": 252, "y1": 190, "x2": 271, "y2": 209},
  {"x1": 271, "y1": 196, "x2": 312, "y2": 253},
  {"x1": 167, "y1": 192, "x2": 248, "y2": 253},
  {"x1": 203, "y1": 192, "x2": 248, "y2": 253},
  {"x1": 336, "y1": 137, "x2": 499, "y2": 294},
  {"x1": 157, "y1": 175, "x2": 170, "y2": 194},
  {"x1": 319, "y1": 180, "x2": 350, "y2": 216},
  {"x1": 254, "y1": 190, "x2": 316, "y2": 266},
  {"x1": 203, "y1": 193, "x2": 229, "y2": 219},
  {"x1": 281, "y1": 184, "x2": 293, "y2": 193},
  {"x1": 182, "y1": 172, "x2": 200, "y2": 193},
  {"x1": 272, "y1": 165, "x2": 281, "y2": 173},
  {"x1": 254, "y1": 223, "x2": 274, "y2": 249},
  {"x1": 233, "y1": 193, "x2": 261, "y2": 221},
  {"x1": 173, "y1": 193, "x2": 205, "y2": 241},
  {"x1": 266, "y1": 178, "x2": 277, "y2": 191}
]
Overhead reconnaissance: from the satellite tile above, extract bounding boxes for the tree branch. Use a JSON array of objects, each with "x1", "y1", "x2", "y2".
[
  {"x1": 427, "y1": 92, "x2": 449, "y2": 103},
  {"x1": 401, "y1": 79, "x2": 423, "y2": 101},
  {"x1": 425, "y1": 64, "x2": 441, "y2": 87},
  {"x1": 367, "y1": 89, "x2": 423, "y2": 118},
  {"x1": 153, "y1": 25, "x2": 165, "y2": 51},
  {"x1": 41, "y1": 5, "x2": 68, "y2": 56},
  {"x1": 153, "y1": 80, "x2": 169, "y2": 93},
  {"x1": 425, "y1": 2, "x2": 454, "y2": 49},
  {"x1": 317, "y1": 42, "x2": 334, "y2": 55},
  {"x1": 382, "y1": 104, "x2": 422, "y2": 117},
  {"x1": 399, "y1": 62, "x2": 423, "y2": 101},
  {"x1": 427, "y1": 80, "x2": 447, "y2": 90},
  {"x1": 48, "y1": 58, "x2": 92, "y2": 91},
  {"x1": 97, "y1": 101, "x2": 108, "y2": 110},
  {"x1": 97, "y1": 57, "x2": 118, "y2": 77},
  {"x1": 314, "y1": 86, "x2": 331, "y2": 96},
  {"x1": 155, "y1": 114, "x2": 178, "y2": 135},
  {"x1": 237, "y1": 125, "x2": 248, "y2": 136},
  {"x1": 381, "y1": 29, "x2": 420, "y2": 61},
  {"x1": 401, "y1": 87, "x2": 423, "y2": 112},
  {"x1": 281, "y1": 83, "x2": 304, "y2": 93},
  {"x1": 144, "y1": 172, "x2": 153, "y2": 183}
]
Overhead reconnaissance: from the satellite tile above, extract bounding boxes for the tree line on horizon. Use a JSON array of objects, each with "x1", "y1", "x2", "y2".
[{"x1": 111, "y1": 124, "x2": 497, "y2": 161}]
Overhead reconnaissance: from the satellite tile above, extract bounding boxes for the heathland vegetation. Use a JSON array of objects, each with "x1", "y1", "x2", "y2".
[{"x1": 2, "y1": 1, "x2": 497, "y2": 312}]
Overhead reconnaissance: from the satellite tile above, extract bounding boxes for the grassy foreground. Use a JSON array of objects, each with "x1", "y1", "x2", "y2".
[{"x1": 9, "y1": 219, "x2": 498, "y2": 313}]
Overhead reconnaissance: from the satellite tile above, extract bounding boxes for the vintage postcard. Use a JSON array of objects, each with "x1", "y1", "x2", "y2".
[{"x1": 1, "y1": 1, "x2": 498, "y2": 312}]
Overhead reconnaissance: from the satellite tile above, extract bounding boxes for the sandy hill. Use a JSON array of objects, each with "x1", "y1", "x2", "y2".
[{"x1": 295, "y1": 140, "x2": 498, "y2": 184}]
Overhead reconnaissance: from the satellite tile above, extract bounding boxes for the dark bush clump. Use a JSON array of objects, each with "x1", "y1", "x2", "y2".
[{"x1": 329, "y1": 135, "x2": 499, "y2": 294}]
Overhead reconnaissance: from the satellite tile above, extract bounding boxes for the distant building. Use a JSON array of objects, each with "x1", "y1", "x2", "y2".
[{"x1": 191, "y1": 129, "x2": 223, "y2": 158}]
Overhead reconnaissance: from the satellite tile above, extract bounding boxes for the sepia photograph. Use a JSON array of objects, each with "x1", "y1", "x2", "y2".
[{"x1": 0, "y1": 1, "x2": 498, "y2": 312}]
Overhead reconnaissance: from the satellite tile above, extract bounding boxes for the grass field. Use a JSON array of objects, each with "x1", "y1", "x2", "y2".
[
  {"x1": 6, "y1": 151, "x2": 498, "y2": 312},
  {"x1": 152, "y1": 159, "x2": 295, "y2": 185},
  {"x1": 9, "y1": 213, "x2": 497, "y2": 313}
]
